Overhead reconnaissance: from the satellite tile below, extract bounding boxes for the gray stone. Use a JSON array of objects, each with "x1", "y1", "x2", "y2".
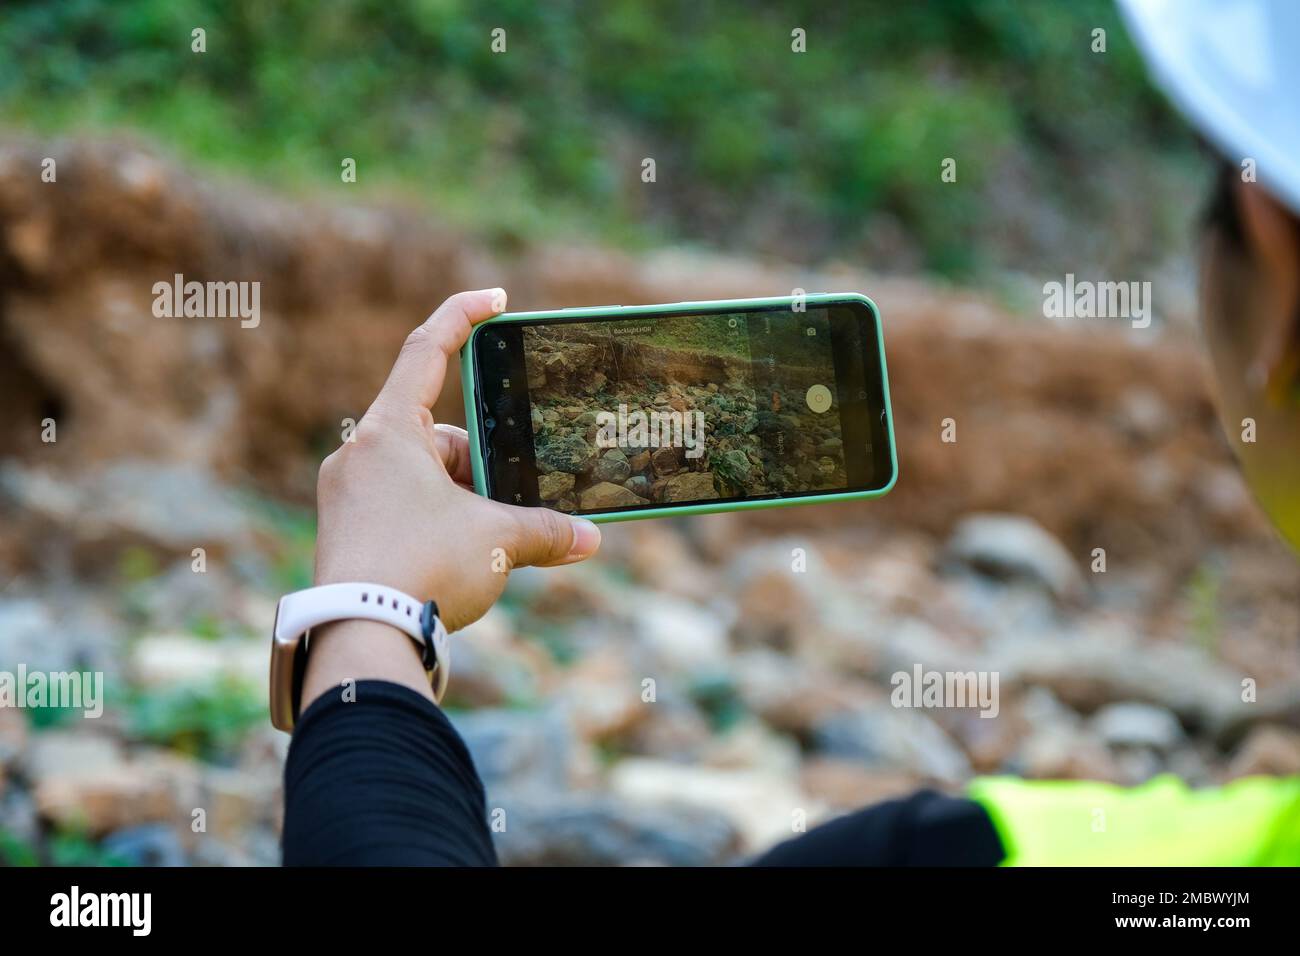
[
  {"x1": 489, "y1": 791, "x2": 743, "y2": 866},
  {"x1": 590, "y1": 450, "x2": 631, "y2": 484},
  {"x1": 0, "y1": 461, "x2": 256, "y2": 556},
  {"x1": 812, "y1": 704, "x2": 972, "y2": 785},
  {"x1": 101, "y1": 824, "x2": 188, "y2": 867},
  {"x1": 945, "y1": 512, "x2": 1084, "y2": 602},
  {"x1": 1093, "y1": 702, "x2": 1184, "y2": 752},
  {"x1": 718, "y1": 448, "x2": 752, "y2": 482},
  {"x1": 535, "y1": 434, "x2": 593, "y2": 474},
  {"x1": 450, "y1": 707, "x2": 575, "y2": 793}
]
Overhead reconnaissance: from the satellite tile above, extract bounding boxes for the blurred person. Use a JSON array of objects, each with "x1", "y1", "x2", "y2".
[{"x1": 280, "y1": 0, "x2": 1300, "y2": 865}]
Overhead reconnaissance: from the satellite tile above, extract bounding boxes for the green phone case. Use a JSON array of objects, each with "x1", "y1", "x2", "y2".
[{"x1": 459, "y1": 292, "x2": 897, "y2": 523}]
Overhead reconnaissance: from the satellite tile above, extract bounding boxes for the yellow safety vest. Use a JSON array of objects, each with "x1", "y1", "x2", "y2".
[{"x1": 969, "y1": 774, "x2": 1300, "y2": 866}]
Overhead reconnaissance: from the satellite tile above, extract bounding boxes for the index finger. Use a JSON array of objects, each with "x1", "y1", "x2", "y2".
[{"x1": 375, "y1": 288, "x2": 506, "y2": 413}]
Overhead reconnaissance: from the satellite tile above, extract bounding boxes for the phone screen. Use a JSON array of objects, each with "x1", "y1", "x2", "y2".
[{"x1": 471, "y1": 300, "x2": 892, "y2": 515}]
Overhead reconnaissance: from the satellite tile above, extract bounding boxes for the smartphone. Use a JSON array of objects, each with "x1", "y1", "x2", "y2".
[{"x1": 460, "y1": 293, "x2": 896, "y2": 522}]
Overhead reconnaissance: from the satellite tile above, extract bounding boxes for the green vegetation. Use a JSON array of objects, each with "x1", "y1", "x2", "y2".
[
  {"x1": 633, "y1": 315, "x2": 749, "y2": 358},
  {"x1": 125, "y1": 677, "x2": 265, "y2": 759},
  {"x1": 48, "y1": 828, "x2": 131, "y2": 867},
  {"x1": 0, "y1": 828, "x2": 40, "y2": 866},
  {"x1": 1, "y1": 1, "x2": 1200, "y2": 277},
  {"x1": 689, "y1": 673, "x2": 747, "y2": 733},
  {"x1": 247, "y1": 495, "x2": 317, "y2": 593}
]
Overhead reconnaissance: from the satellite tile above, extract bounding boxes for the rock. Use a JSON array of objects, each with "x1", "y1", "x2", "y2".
[
  {"x1": 130, "y1": 634, "x2": 265, "y2": 688},
  {"x1": 634, "y1": 597, "x2": 730, "y2": 672},
  {"x1": 730, "y1": 648, "x2": 866, "y2": 734},
  {"x1": 1092, "y1": 702, "x2": 1184, "y2": 752},
  {"x1": 621, "y1": 699, "x2": 715, "y2": 760},
  {"x1": 22, "y1": 731, "x2": 124, "y2": 780},
  {"x1": 442, "y1": 608, "x2": 552, "y2": 708},
  {"x1": 945, "y1": 512, "x2": 1084, "y2": 603},
  {"x1": 101, "y1": 825, "x2": 188, "y2": 867},
  {"x1": 811, "y1": 704, "x2": 972, "y2": 785},
  {"x1": 579, "y1": 481, "x2": 646, "y2": 510},
  {"x1": 1114, "y1": 387, "x2": 1170, "y2": 440},
  {"x1": 0, "y1": 706, "x2": 28, "y2": 768},
  {"x1": 590, "y1": 451, "x2": 632, "y2": 484},
  {"x1": 0, "y1": 461, "x2": 258, "y2": 558},
  {"x1": 628, "y1": 451, "x2": 651, "y2": 473},
  {"x1": 661, "y1": 472, "x2": 718, "y2": 502},
  {"x1": 450, "y1": 707, "x2": 576, "y2": 794},
  {"x1": 696, "y1": 718, "x2": 802, "y2": 775},
  {"x1": 623, "y1": 475, "x2": 650, "y2": 498},
  {"x1": 530, "y1": 407, "x2": 545, "y2": 431},
  {"x1": 535, "y1": 434, "x2": 594, "y2": 474},
  {"x1": 554, "y1": 649, "x2": 649, "y2": 743},
  {"x1": 0, "y1": 788, "x2": 40, "y2": 852},
  {"x1": 651, "y1": 446, "x2": 682, "y2": 476},
  {"x1": 725, "y1": 539, "x2": 828, "y2": 649},
  {"x1": 537, "y1": 471, "x2": 575, "y2": 501},
  {"x1": 489, "y1": 790, "x2": 742, "y2": 866},
  {"x1": 25, "y1": 733, "x2": 183, "y2": 835},
  {"x1": 123, "y1": 561, "x2": 276, "y2": 634},
  {"x1": 0, "y1": 596, "x2": 115, "y2": 675},
  {"x1": 201, "y1": 767, "x2": 276, "y2": 843},
  {"x1": 622, "y1": 521, "x2": 718, "y2": 601},
  {"x1": 990, "y1": 628, "x2": 1250, "y2": 735},
  {"x1": 1009, "y1": 687, "x2": 1118, "y2": 781},
  {"x1": 608, "y1": 757, "x2": 811, "y2": 852},
  {"x1": 718, "y1": 448, "x2": 752, "y2": 483},
  {"x1": 1228, "y1": 725, "x2": 1300, "y2": 778}
]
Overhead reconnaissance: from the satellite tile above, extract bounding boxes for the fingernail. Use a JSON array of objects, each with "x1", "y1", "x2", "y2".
[
  {"x1": 566, "y1": 517, "x2": 601, "y2": 559},
  {"x1": 488, "y1": 287, "x2": 508, "y2": 314}
]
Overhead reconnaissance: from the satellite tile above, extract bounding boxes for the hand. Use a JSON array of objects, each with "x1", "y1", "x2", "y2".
[{"x1": 301, "y1": 289, "x2": 601, "y2": 712}]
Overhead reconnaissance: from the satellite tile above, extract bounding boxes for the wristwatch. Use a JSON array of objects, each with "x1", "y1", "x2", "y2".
[{"x1": 269, "y1": 582, "x2": 450, "y2": 732}]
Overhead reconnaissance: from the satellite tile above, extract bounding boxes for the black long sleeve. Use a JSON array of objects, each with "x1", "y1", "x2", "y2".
[
  {"x1": 752, "y1": 789, "x2": 1004, "y2": 866},
  {"x1": 282, "y1": 680, "x2": 498, "y2": 866}
]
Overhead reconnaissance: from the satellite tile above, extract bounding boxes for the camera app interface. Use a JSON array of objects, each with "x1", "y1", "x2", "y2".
[{"x1": 499, "y1": 306, "x2": 877, "y2": 515}]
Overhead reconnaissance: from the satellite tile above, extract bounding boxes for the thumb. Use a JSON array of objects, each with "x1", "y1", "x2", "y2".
[{"x1": 504, "y1": 505, "x2": 602, "y2": 568}]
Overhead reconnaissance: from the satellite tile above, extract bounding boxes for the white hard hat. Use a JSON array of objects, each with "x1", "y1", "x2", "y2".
[{"x1": 1118, "y1": 0, "x2": 1300, "y2": 215}]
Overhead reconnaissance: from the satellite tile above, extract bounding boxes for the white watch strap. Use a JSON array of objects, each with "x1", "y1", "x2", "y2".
[
  {"x1": 275, "y1": 582, "x2": 427, "y2": 645},
  {"x1": 274, "y1": 582, "x2": 450, "y2": 702}
]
